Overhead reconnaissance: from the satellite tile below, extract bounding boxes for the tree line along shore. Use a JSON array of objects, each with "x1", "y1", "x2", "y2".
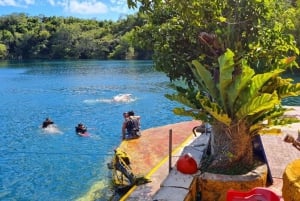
[{"x1": 0, "y1": 13, "x2": 152, "y2": 60}]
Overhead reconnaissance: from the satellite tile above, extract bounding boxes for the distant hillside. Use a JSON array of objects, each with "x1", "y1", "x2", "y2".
[{"x1": 0, "y1": 13, "x2": 153, "y2": 60}]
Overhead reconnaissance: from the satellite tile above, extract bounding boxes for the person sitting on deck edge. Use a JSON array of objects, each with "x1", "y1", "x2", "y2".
[{"x1": 122, "y1": 110, "x2": 141, "y2": 140}]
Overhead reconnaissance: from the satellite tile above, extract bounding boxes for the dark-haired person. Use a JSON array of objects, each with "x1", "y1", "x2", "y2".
[
  {"x1": 75, "y1": 123, "x2": 88, "y2": 136},
  {"x1": 122, "y1": 111, "x2": 141, "y2": 140},
  {"x1": 42, "y1": 117, "x2": 54, "y2": 128}
]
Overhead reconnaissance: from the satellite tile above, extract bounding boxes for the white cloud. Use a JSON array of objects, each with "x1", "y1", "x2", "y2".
[
  {"x1": 0, "y1": 0, "x2": 34, "y2": 6},
  {"x1": 0, "y1": 0, "x2": 17, "y2": 6},
  {"x1": 109, "y1": 0, "x2": 133, "y2": 14},
  {"x1": 110, "y1": 0, "x2": 125, "y2": 5},
  {"x1": 60, "y1": 0, "x2": 108, "y2": 15},
  {"x1": 0, "y1": 0, "x2": 135, "y2": 20},
  {"x1": 24, "y1": 0, "x2": 34, "y2": 5},
  {"x1": 0, "y1": 0, "x2": 18, "y2": 6},
  {"x1": 47, "y1": 0, "x2": 55, "y2": 6}
]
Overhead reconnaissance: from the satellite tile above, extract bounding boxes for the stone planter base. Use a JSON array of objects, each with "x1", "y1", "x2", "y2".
[{"x1": 199, "y1": 163, "x2": 268, "y2": 201}]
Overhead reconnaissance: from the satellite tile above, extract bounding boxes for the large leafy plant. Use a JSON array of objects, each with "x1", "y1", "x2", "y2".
[
  {"x1": 167, "y1": 49, "x2": 300, "y2": 169},
  {"x1": 127, "y1": 0, "x2": 300, "y2": 169}
]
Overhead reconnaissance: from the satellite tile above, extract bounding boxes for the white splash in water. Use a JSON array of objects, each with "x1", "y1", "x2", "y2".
[
  {"x1": 113, "y1": 93, "x2": 133, "y2": 102},
  {"x1": 84, "y1": 93, "x2": 136, "y2": 104},
  {"x1": 42, "y1": 124, "x2": 63, "y2": 134}
]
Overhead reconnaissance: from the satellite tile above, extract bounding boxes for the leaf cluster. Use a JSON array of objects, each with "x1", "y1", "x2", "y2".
[
  {"x1": 168, "y1": 50, "x2": 300, "y2": 135},
  {"x1": 128, "y1": 0, "x2": 300, "y2": 82}
]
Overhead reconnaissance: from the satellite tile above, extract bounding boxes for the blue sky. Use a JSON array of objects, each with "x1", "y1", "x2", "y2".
[{"x1": 0, "y1": 0, "x2": 138, "y2": 21}]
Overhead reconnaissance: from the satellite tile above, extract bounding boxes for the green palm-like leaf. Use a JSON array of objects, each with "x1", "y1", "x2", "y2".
[
  {"x1": 173, "y1": 107, "x2": 210, "y2": 122},
  {"x1": 277, "y1": 82, "x2": 300, "y2": 98},
  {"x1": 200, "y1": 98, "x2": 231, "y2": 126},
  {"x1": 218, "y1": 49, "x2": 235, "y2": 113},
  {"x1": 261, "y1": 77, "x2": 300, "y2": 98},
  {"x1": 236, "y1": 92, "x2": 280, "y2": 119},
  {"x1": 188, "y1": 62, "x2": 208, "y2": 91},
  {"x1": 248, "y1": 105, "x2": 284, "y2": 126},
  {"x1": 238, "y1": 69, "x2": 283, "y2": 106},
  {"x1": 250, "y1": 69, "x2": 284, "y2": 96},
  {"x1": 228, "y1": 60, "x2": 255, "y2": 113},
  {"x1": 165, "y1": 93, "x2": 196, "y2": 109},
  {"x1": 191, "y1": 60, "x2": 219, "y2": 101}
]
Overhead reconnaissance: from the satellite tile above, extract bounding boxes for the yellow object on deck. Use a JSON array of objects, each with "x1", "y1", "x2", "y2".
[{"x1": 283, "y1": 159, "x2": 300, "y2": 201}]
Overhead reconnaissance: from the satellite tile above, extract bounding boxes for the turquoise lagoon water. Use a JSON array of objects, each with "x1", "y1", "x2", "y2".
[
  {"x1": 0, "y1": 60, "x2": 191, "y2": 201},
  {"x1": 0, "y1": 60, "x2": 299, "y2": 201}
]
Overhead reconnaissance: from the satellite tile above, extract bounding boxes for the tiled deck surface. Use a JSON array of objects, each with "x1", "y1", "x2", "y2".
[{"x1": 260, "y1": 107, "x2": 300, "y2": 197}]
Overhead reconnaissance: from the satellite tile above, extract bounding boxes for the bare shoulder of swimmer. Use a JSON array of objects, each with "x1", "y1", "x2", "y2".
[
  {"x1": 135, "y1": 115, "x2": 141, "y2": 120},
  {"x1": 130, "y1": 115, "x2": 141, "y2": 120}
]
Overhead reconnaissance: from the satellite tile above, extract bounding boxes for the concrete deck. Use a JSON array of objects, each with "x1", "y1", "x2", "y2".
[
  {"x1": 118, "y1": 120, "x2": 201, "y2": 200},
  {"x1": 117, "y1": 106, "x2": 300, "y2": 200}
]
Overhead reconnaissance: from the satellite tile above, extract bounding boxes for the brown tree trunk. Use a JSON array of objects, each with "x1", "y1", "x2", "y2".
[{"x1": 209, "y1": 122, "x2": 253, "y2": 170}]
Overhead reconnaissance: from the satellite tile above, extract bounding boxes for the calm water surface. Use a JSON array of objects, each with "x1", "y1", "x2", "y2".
[
  {"x1": 0, "y1": 60, "x2": 191, "y2": 201},
  {"x1": 1, "y1": 60, "x2": 299, "y2": 201}
]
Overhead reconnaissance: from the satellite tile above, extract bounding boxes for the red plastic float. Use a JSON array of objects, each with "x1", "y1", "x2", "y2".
[{"x1": 176, "y1": 153, "x2": 198, "y2": 174}]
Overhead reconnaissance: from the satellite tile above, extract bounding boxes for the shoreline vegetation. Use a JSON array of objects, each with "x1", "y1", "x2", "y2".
[{"x1": 0, "y1": 13, "x2": 152, "y2": 61}]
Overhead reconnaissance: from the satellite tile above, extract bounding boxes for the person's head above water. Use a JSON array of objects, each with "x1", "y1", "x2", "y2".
[{"x1": 128, "y1": 111, "x2": 134, "y2": 116}]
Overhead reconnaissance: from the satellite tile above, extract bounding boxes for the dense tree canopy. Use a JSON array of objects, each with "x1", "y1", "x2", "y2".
[
  {"x1": 0, "y1": 13, "x2": 151, "y2": 60},
  {"x1": 128, "y1": 0, "x2": 300, "y2": 82}
]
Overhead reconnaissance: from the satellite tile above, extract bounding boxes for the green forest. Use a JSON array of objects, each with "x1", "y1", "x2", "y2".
[
  {"x1": 2, "y1": 0, "x2": 300, "y2": 64},
  {"x1": 0, "y1": 13, "x2": 151, "y2": 60}
]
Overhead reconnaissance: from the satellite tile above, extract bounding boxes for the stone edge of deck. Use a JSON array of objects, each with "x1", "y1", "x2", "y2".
[
  {"x1": 122, "y1": 132, "x2": 210, "y2": 201},
  {"x1": 152, "y1": 134, "x2": 210, "y2": 201}
]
